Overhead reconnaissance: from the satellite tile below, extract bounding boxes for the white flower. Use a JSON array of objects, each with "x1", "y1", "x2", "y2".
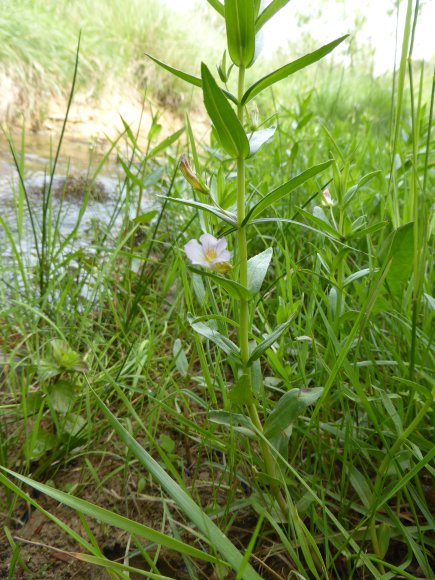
[
  {"x1": 321, "y1": 188, "x2": 334, "y2": 207},
  {"x1": 184, "y1": 234, "x2": 231, "y2": 273}
]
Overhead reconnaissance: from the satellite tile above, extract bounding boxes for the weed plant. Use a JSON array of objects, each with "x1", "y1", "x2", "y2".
[{"x1": 0, "y1": 1, "x2": 434, "y2": 578}]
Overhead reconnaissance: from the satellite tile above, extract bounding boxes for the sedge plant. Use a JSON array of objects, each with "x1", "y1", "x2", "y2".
[{"x1": 148, "y1": 0, "x2": 348, "y2": 520}]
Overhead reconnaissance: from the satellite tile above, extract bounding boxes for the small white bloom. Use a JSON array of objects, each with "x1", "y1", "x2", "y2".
[
  {"x1": 321, "y1": 188, "x2": 334, "y2": 207},
  {"x1": 184, "y1": 234, "x2": 231, "y2": 273}
]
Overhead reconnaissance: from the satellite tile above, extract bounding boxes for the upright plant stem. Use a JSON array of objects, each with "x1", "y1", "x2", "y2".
[{"x1": 236, "y1": 65, "x2": 288, "y2": 519}]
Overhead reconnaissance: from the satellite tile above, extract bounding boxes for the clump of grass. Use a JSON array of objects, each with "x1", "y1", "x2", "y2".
[{"x1": 0, "y1": 0, "x2": 223, "y2": 124}]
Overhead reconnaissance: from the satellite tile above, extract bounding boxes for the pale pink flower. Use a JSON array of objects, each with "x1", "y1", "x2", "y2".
[{"x1": 184, "y1": 234, "x2": 231, "y2": 273}]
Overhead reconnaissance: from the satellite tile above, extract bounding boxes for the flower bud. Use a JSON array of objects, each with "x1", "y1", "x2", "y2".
[
  {"x1": 179, "y1": 155, "x2": 209, "y2": 195},
  {"x1": 321, "y1": 188, "x2": 334, "y2": 207}
]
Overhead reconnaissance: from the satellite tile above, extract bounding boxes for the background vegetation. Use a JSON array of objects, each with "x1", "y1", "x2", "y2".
[{"x1": 0, "y1": 0, "x2": 433, "y2": 578}]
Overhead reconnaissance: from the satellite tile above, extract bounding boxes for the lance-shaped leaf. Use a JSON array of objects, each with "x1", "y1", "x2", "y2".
[
  {"x1": 158, "y1": 195, "x2": 237, "y2": 225},
  {"x1": 242, "y1": 35, "x2": 349, "y2": 104},
  {"x1": 247, "y1": 247, "x2": 273, "y2": 294},
  {"x1": 0, "y1": 468, "x2": 217, "y2": 563},
  {"x1": 298, "y1": 208, "x2": 341, "y2": 239},
  {"x1": 201, "y1": 63, "x2": 249, "y2": 159},
  {"x1": 225, "y1": 0, "x2": 256, "y2": 68},
  {"x1": 264, "y1": 388, "x2": 323, "y2": 438},
  {"x1": 206, "y1": 0, "x2": 224, "y2": 16},
  {"x1": 243, "y1": 160, "x2": 333, "y2": 224},
  {"x1": 190, "y1": 268, "x2": 252, "y2": 301},
  {"x1": 188, "y1": 315, "x2": 240, "y2": 359},
  {"x1": 248, "y1": 126, "x2": 276, "y2": 156},
  {"x1": 146, "y1": 54, "x2": 237, "y2": 104},
  {"x1": 248, "y1": 306, "x2": 299, "y2": 365},
  {"x1": 256, "y1": 0, "x2": 291, "y2": 31}
]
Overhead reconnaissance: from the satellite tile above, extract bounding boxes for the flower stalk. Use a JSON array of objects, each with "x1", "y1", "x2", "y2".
[{"x1": 235, "y1": 64, "x2": 289, "y2": 520}]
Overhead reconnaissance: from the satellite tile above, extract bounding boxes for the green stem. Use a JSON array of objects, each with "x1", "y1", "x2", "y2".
[{"x1": 236, "y1": 65, "x2": 288, "y2": 520}]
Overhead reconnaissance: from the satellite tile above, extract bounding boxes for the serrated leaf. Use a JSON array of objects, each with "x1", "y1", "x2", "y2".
[
  {"x1": 158, "y1": 195, "x2": 237, "y2": 225},
  {"x1": 248, "y1": 126, "x2": 276, "y2": 156},
  {"x1": 188, "y1": 315, "x2": 240, "y2": 359},
  {"x1": 248, "y1": 306, "x2": 299, "y2": 365},
  {"x1": 264, "y1": 387, "x2": 323, "y2": 438},
  {"x1": 225, "y1": 0, "x2": 256, "y2": 68},
  {"x1": 247, "y1": 248, "x2": 273, "y2": 294},
  {"x1": 256, "y1": 0, "x2": 291, "y2": 31},
  {"x1": 242, "y1": 35, "x2": 348, "y2": 104},
  {"x1": 243, "y1": 160, "x2": 333, "y2": 224},
  {"x1": 190, "y1": 268, "x2": 252, "y2": 301},
  {"x1": 201, "y1": 63, "x2": 249, "y2": 159}
]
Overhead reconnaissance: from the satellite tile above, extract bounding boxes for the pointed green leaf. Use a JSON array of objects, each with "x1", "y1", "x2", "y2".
[
  {"x1": 0, "y1": 468, "x2": 216, "y2": 563},
  {"x1": 264, "y1": 388, "x2": 323, "y2": 438},
  {"x1": 146, "y1": 54, "x2": 237, "y2": 104},
  {"x1": 248, "y1": 306, "x2": 299, "y2": 365},
  {"x1": 188, "y1": 315, "x2": 240, "y2": 359},
  {"x1": 242, "y1": 35, "x2": 349, "y2": 104},
  {"x1": 206, "y1": 0, "x2": 224, "y2": 16},
  {"x1": 384, "y1": 222, "x2": 414, "y2": 297},
  {"x1": 201, "y1": 63, "x2": 249, "y2": 159},
  {"x1": 158, "y1": 195, "x2": 237, "y2": 225},
  {"x1": 225, "y1": 0, "x2": 256, "y2": 68},
  {"x1": 248, "y1": 126, "x2": 276, "y2": 156},
  {"x1": 298, "y1": 208, "x2": 341, "y2": 239},
  {"x1": 247, "y1": 248, "x2": 273, "y2": 294},
  {"x1": 190, "y1": 268, "x2": 252, "y2": 300},
  {"x1": 256, "y1": 0, "x2": 291, "y2": 31},
  {"x1": 208, "y1": 410, "x2": 256, "y2": 437},
  {"x1": 148, "y1": 127, "x2": 185, "y2": 159},
  {"x1": 89, "y1": 393, "x2": 262, "y2": 579},
  {"x1": 243, "y1": 160, "x2": 333, "y2": 224}
]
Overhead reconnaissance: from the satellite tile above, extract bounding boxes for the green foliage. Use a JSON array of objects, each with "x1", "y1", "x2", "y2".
[{"x1": 0, "y1": 1, "x2": 433, "y2": 578}]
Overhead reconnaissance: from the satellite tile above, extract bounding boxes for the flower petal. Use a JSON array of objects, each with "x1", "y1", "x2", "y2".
[
  {"x1": 199, "y1": 233, "x2": 219, "y2": 251},
  {"x1": 213, "y1": 249, "x2": 231, "y2": 263},
  {"x1": 215, "y1": 237, "x2": 228, "y2": 254},
  {"x1": 184, "y1": 239, "x2": 208, "y2": 266}
]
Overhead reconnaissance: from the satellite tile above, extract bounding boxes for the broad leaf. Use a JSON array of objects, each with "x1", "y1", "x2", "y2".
[
  {"x1": 247, "y1": 247, "x2": 273, "y2": 294},
  {"x1": 188, "y1": 315, "x2": 240, "y2": 358},
  {"x1": 225, "y1": 0, "x2": 256, "y2": 68},
  {"x1": 190, "y1": 268, "x2": 252, "y2": 300},
  {"x1": 201, "y1": 63, "x2": 249, "y2": 159},
  {"x1": 243, "y1": 160, "x2": 333, "y2": 224},
  {"x1": 256, "y1": 0, "x2": 291, "y2": 31},
  {"x1": 264, "y1": 387, "x2": 323, "y2": 438},
  {"x1": 248, "y1": 306, "x2": 299, "y2": 365},
  {"x1": 242, "y1": 35, "x2": 349, "y2": 104},
  {"x1": 158, "y1": 195, "x2": 237, "y2": 225},
  {"x1": 248, "y1": 126, "x2": 276, "y2": 156}
]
